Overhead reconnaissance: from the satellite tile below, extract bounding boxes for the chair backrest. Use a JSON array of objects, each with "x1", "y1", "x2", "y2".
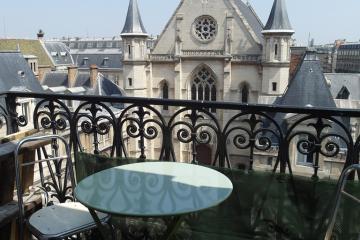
[
  {"x1": 14, "y1": 135, "x2": 75, "y2": 238},
  {"x1": 324, "y1": 164, "x2": 360, "y2": 240}
]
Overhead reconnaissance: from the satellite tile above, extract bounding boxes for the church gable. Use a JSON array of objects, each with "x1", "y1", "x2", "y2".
[{"x1": 152, "y1": 0, "x2": 263, "y2": 56}]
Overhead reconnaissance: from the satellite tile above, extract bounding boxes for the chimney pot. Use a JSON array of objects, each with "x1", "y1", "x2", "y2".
[
  {"x1": 37, "y1": 29, "x2": 45, "y2": 40},
  {"x1": 90, "y1": 64, "x2": 98, "y2": 89},
  {"x1": 68, "y1": 65, "x2": 78, "y2": 88}
]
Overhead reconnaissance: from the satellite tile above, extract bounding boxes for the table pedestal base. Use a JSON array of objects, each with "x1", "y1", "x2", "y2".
[{"x1": 89, "y1": 210, "x2": 184, "y2": 240}]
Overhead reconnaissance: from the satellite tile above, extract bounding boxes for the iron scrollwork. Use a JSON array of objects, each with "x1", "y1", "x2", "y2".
[
  {"x1": 118, "y1": 105, "x2": 166, "y2": 161},
  {"x1": 286, "y1": 117, "x2": 354, "y2": 178},
  {"x1": 168, "y1": 108, "x2": 221, "y2": 165},
  {"x1": 34, "y1": 99, "x2": 71, "y2": 133},
  {"x1": 73, "y1": 102, "x2": 117, "y2": 156},
  {"x1": 223, "y1": 113, "x2": 283, "y2": 171}
]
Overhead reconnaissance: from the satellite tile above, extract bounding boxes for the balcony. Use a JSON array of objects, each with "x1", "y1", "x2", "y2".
[{"x1": 0, "y1": 91, "x2": 360, "y2": 239}]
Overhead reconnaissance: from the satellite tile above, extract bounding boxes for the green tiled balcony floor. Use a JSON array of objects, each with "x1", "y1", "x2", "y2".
[
  {"x1": 76, "y1": 154, "x2": 360, "y2": 240},
  {"x1": 182, "y1": 168, "x2": 360, "y2": 240}
]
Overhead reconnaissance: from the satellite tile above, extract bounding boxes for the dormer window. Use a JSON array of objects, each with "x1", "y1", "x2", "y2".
[
  {"x1": 82, "y1": 57, "x2": 89, "y2": 66},
  {"x1": 336, "y1": 86, "x2": 350, "y2": 100},
  {"x1": 51, "y1": 52, "x2": 58, "y2": 57},
  {"x1": 18, "y1": 70, "x2": 25, "y2": 78},
  {"x1": 60, "y1": 52, "x2": 67, "y2": 57},
  {"x1": 102, "y1": 57, "x2": 109, "y2": 66}
]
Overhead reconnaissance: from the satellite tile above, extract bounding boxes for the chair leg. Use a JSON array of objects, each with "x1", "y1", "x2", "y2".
[
  {"x1": 107, "y1": 223, "x2": 117, "y2": 240},
  {"x1": 88, "y1": 209, "x2": 114, "y2": 240}
]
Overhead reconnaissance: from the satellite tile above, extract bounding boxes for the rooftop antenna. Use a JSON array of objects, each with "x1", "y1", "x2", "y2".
[{"x1": 307, "y1": 32, "x2": 311, "y2": 47}]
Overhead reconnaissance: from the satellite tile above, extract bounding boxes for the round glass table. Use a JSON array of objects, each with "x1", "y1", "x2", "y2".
[{"x1": 74, "y1": 162, "x2": 233, "y2": 239}]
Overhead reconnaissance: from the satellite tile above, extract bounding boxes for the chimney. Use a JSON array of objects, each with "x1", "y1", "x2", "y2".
[
  {"x1": 68, "y1": 65, "x2": 78, "y2": 88},
  {"x1": 37, "y1": 29, "x2": 45, "y2": 41},
  {"x1": 90, "y1": 64, "x2": 98, "y2": 89}
]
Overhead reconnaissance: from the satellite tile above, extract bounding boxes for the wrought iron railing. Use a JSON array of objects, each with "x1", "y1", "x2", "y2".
[{"x1": 0, "y1": 91, "x2": 359, "y2": 179}]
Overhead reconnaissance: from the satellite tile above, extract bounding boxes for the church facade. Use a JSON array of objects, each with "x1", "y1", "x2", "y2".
[
  {"x1": 121, "y1": 0, "x2": 293, "y2": 102},
  {"x1": 119, "y1": 0, "x2": 295, "y2": 164}
]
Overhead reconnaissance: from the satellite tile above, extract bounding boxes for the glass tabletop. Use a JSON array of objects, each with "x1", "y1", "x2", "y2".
[{"x1": 74, "y1": 162, "x2": 233, "y2": 217}]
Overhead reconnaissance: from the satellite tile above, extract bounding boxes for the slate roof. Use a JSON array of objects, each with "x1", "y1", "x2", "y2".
[
  {"x1": 75, "y1": 73, "x2": 91, "y2": 88},
  {"x1": 0, "y1": 39, "x2": 53, "y2": 66},
  {"x1": 263, "y1": 0, "x2": 293, "y2": 33},
  {"x1": 325, "y1": 73, "x2": 360, "y2": 100},
  {"x1": 94, "y1": 74, "x2": 124, "y2": 97},
  {"x1": 41, "y1": 70, "x2": 124, "y2": 98},
  {"x1": 233, "y1": 0, "x2": 264, "y2": 41},
  {"x1": 269, "y1": 52, "x2": 348, "y2": 145},
  {"x1": 43, "y1": 42, "x2": 74, "y2": 66},
  {"x1": 42, "y1": 72, "x2": 68, "y2": 87},
  {"x1": 72, "y1": 53, "x2": 123, "y2": 70},
  {"x1": 0, "y1": 52, "x2": 43, "y2": 93},
  {"x1": 121, "y1": 0, "x2": 148, "y2": 36},
  {"x1": 278, "y1": 52, "x2": 336, "y2": 108}
]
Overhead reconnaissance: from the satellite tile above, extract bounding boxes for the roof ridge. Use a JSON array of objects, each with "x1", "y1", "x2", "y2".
[{"x1": 230, "y1": 0, "x2": 262, "y2": 44}]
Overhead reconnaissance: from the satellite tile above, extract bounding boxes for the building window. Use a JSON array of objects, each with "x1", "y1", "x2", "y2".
[
  {"x1": 192, "y1": 15, "x2": 218, "y2": 42},
  {"x1": 102, "y1": 57, "x2": 109, "y2": 66},
  {"x1": 128, "y1": 45, "x2": 131, "y2": 55},
  {"x1": 275, "y1": 44, "x2": 278, "y2": 56},
  {"x1": 21, "y1": 102, "x2": 29, "y2": 123},
  {"x1": 297, "y1": 135, "x2": 315, "y2": 166},
  {"x1": 191, "y1": 66, "x2": 216, "y2": 112},
  {"x1": 240, "y1": 84, "x2": 249, "y2": 103},
  {"x1": 82, "y1": 58, "x2": 88, "y2": 66},
  {"x1": 162, "y1": 82, "x2": 169, "y2": 110},
  {"x1": 272, "y1": 82, "x2": 277, "y2": 92},
  {"x1": 128, "y1": 78, "x2": 133, "y2": 87},
  {"x1": 67, "y1": 100, "x2": 73, "y2": 108},
  {"x1": 297, "y1": 151, "x2": 314, "y2": 166}
]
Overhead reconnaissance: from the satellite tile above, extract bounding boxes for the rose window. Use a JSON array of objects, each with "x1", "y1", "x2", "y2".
[{"x1": 193, "y1": 16, "x2": 217, "y2": 42}]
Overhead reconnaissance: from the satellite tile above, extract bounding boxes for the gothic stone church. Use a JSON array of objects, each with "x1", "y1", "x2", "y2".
[{"x1": 120, "y1": 0, "x2": 295, "y2": 164}]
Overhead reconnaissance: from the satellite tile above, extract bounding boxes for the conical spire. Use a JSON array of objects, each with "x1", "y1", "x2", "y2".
[
  {"x1": 279, "y1": 50, "x2": 336, "y2": 108},
  {"x1": 263, "y1": 0, "x2": 294, "y2": 34},
  {"x1": 121, "y1": 0, "x2": 148, "y2": 37}
]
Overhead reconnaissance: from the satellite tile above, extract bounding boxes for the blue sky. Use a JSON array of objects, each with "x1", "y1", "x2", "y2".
[{"x1": 1, "y1": 0, "x2": 359, "y2": 45}]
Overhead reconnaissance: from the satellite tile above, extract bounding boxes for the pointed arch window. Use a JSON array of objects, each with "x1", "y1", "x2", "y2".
[
  {"x1": 191, "y1": 66, "x2": 217, "y2": 112},
  {"x1": 162, "y1": 81, "x2": 169, "y2": 110},
  {"x1": 240, "y1": 83, "x2": 249, "y2": 103}
]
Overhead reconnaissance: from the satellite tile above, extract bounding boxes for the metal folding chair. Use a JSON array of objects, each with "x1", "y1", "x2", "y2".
[
  {"x1": 325, "y1": 164, "x2": 360, "y2": 240},
  {"x1": 14, "y1": 135, "x2": 109, "y2": 240}
]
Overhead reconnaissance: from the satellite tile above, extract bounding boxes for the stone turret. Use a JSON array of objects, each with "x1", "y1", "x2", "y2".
[
  {"x1": 262, "y1": 0, "x2": 294, "y2": 95},
  {"x1": 121, "y1": 0, "x2": 148, "y2": 97}
]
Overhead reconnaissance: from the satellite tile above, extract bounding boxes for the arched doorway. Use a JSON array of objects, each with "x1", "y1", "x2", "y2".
[{"x1": 196, "y1": 144, "x2": 212, "y2": 165}]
